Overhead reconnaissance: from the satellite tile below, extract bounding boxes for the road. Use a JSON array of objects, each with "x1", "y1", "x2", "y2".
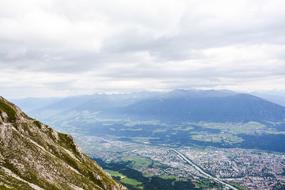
[{"x1": 170, "y1": 149, "x2": 239, "y2": 190}]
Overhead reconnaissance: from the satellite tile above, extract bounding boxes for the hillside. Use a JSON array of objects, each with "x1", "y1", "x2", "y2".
[
  {"x1": 14, "y1": 90, "x2": 285, "y2": 123},
  {"x1": 0, "y1": 96, "x2": 126, "y2": 190},
  {"x1": 123, "y1": 90, "x2": 285, "y2": 122}
]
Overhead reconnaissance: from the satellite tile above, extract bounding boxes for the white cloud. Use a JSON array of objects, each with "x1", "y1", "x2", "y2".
[{"x1": 0, "y1": 0, "x2": 285, "y2": 98}]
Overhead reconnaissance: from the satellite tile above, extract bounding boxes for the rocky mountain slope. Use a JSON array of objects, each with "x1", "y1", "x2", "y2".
[{"x1": 0, "y1": 96, "x2": 126, "y2": 190}]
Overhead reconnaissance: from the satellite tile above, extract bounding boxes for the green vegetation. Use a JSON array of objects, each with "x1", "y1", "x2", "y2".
[
  {"x1": 106, "y1": 169, "x2": 143, "y2": 189},
  {"x1": 121, "y1": 177, "x2": 143, "y2": 189},
  {"x1": 191, "y1": 133, "x2": 244, "y2": 144},
  {"x1": 95, "y1": 158, "x2": 200, "y2": 190},
  {"x1": 122, "y1": 156, "x2": 153, "y2": 169},
  {"x1": 0, "y1": 99, "x2": 17, "y2": 122},
  {"x1": 229, "y1": 182, "x2": 247, "y2": 190},
  {"x1": 194, "y1": 122, "x2": 273, "y2": 135},
  {"x1": 0, "y1": 169, "x2": 33, "y2": 190},
  {"x1": 58, "y1": 133, "x2": 78, "y2": 154},
  {"x1": 106, "y1": 170, "x2": 126, "y2": 179},
  {"x1": 195, "y1": 178, "x2": 222, "y2": 189},
  {"x1": 0, "y1": 97, "x2": 124, "y2": 190}
]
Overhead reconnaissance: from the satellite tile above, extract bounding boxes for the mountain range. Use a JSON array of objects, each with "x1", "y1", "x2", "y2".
[{"x1": 14, "y1": 90, "x2": 285, "y2": 123}]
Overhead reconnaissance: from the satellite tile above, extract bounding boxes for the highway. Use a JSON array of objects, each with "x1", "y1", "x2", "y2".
[{"x1": 170, "y1": 149, "x2": 239, "y2": 190}]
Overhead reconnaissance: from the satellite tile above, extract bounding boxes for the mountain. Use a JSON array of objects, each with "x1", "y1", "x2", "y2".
[
  {"x1": 11, "y1": 97, "x2": 63, "y2": 112},
  {"x1": 14, "y1": 90, "x2": 285, "y2": 123},
  {"x1": 12, "y1": 92, "x2": 161, "y2": 121},
  {"x1": 0, "y1": 96, "x2": 126, "y2": 190},
  {"x1": 252, "y1": 91, "x2": 285, "y2": 107},
  {"x1": 122, "y1": 90, "x2": 285, "y2": 122}
]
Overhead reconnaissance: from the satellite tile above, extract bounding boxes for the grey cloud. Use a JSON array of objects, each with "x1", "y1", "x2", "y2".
[{"x1": 0, "y1": 0, "x2": 285, "y2": 97}]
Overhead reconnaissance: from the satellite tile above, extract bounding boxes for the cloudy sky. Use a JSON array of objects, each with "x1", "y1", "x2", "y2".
[{"x1": 1, "y1": 0, "x2": 285, "y2": 98}]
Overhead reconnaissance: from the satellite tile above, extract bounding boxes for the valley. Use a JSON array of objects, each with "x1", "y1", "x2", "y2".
[
  {"x1": 2, "y1": 0, "x2": 285, "y2": 189},
  {"x1": 13, "y1": 90, "x2": 285, "y2": 190},
  {"x1": 74, "y1": 135, "x2": 285, "y2": 190},
  {"x1": 170, "y1": 149, "x2": 239, "y2": 190}
]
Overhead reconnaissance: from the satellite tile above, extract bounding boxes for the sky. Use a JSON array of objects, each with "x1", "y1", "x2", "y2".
[{"x1": 0, "y1": 0, "x2": 285, "y2": 98}]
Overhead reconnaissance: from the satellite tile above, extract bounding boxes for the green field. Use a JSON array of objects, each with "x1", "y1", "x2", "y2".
[
  {"x1": 191, "y1": 133, "x2": 244, "y2": 144},
  {"x1": 122, "y1": 156, "x2": 153, "y2": 169},
  {"x1": 106, "y1": 169, "x2": 143, "y2": 189}
]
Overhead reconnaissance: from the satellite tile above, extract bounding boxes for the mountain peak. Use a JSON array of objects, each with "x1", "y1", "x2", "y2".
[{"x1": 0, "y1": 96, "x2": 126, "y2": 190}]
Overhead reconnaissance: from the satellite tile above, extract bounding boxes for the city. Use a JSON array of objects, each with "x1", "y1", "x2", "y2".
[{"x1": 76, "y1": 135, "x2": 285, "y2": 190}]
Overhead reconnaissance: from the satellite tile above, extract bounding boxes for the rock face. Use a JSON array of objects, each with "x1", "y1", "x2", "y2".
[{"x1": 0, "y1": 96, "x2": 126, "y2": 190}]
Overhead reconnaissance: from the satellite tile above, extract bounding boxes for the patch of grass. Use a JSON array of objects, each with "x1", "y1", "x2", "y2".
[
  {"x1": 106, "y1": 170, "x2": 126, "y2": 179},
  {"x1": 195, "y1": 178, "x2": 221, "y2": 189},
  {"x1": 106, "y1": 169, "x2": 143, "y2": 189},
  {"x1": 58, "y1": 133, "x2": 78, "y2": 153},
  {"x1": 0, "y1": 169, "x2": 32, "y2": 190},
  {"x1": 194, "y1": 122, "x2": 271, "y2": 135},
  {"x1": 0, "y1": 99, "x2": 17, "y2": 122},
  {"x1": 123, "y1": 156, "x2": 153, "y2": 169},
  {"x1": 121, "y1": 177, "x2": 143, "y2": 189},
  {"x1": 229, "y1": 182, "x2": 247, "y2": 190}
]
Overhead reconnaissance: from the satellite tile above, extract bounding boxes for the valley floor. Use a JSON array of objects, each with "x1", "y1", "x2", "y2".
[{"x1": 75, "y1": 135, "x2": 285, "y2": 190}]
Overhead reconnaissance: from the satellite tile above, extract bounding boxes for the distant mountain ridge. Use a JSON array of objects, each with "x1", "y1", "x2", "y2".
[
  {"x1": 14, "y1": 90, "x2": 285, "y2": 123},
  {"x1": 0, "y1": 96, "x2": 126, "y2": 190},
  {"x1": 123, "y1": 90, "x2": 285, "y2": 122},
  {"x1": 253, "y1": 91, "x2": 285, "y2": 107}
]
